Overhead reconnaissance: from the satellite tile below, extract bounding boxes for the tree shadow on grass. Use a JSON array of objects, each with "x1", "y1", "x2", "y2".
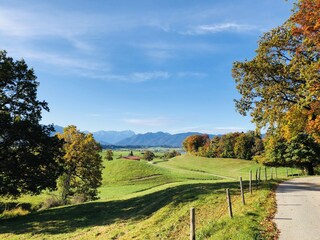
[
  {"x1": 0, "y1": 181, "x2": 242, "y2": 236},
  {"x1": 0, "y1": 202, "x2": 33, "y2": 213}
]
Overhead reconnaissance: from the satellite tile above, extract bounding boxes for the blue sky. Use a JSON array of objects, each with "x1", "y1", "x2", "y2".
[{"x1": 0, "y1": 0, "x2": 294, "y2": 134}]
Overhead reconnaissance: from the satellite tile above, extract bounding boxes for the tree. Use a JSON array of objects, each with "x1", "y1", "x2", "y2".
[
  {"x1": 291, "y1": 0, "x2": 320, "y2": 50},
  {"x1": 183, "y1": 134, "x2": 210, "y2": 155},
  {"x1": 233, "y1": 24, "x2": 311, "y2": 131},
  {"x1": 251, "y1": 137, "x2": 264, "y2": 156},
  {"x1": 218, "y1": 132, "x2": 240, "y2": 158},
  {"x1": 163, "y1": 150, "x2": 181, "y2": 160},
  {"x1": 129, "y1": 150, "x2": 134, "y2": 156},
  {"x1": 143, "y1": 150, "x2": 155, "y2": 161},
  {"x1": 234, "y1": 133, "x2": 252, "y2": 160},
  {"x1": 232, "y1": 1, "x2": 320, "y2": 173},
  {"x1": 263, "y1": 133, "x2": 320, "y2": 175},
  {"x1": 291, "y1": 0, "x2": 320, "y2": 143},
  {"x1": 57, "y1": 126, "x2": 103, "y2": 203},
  {"x1": 0, "y1": 50, "x2": 63, "y2": 197},
  {"x1": 210, "y1": 136, "x2": 222, "y2": 157},
  {"x1": 285, "y1": 133, "x2": 320, "y2": 175},
  {"x1": 105, "y1": 149, "x2": 113, "y2": 161}
]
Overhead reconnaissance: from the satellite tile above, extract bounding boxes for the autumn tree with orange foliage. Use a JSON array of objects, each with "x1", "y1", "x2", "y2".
[
  {"x1": 232, "y1": 0, "x2": 320, "y2": 174},
  {"x1": 183, "y1": 134, "x2": 210, "y2": 156},
  {"x1": 291, "y1": 0, "x2": 320, "y2": 143},
  {"x1": 291, "y1": 0, "x2": 320, "y2": 49}
]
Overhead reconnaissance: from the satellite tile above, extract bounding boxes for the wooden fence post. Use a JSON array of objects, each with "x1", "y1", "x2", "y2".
[
  {"x1": 258, "y1": 168, "x2": 261, "y2": 185},
  {"x1": 190, "y1": 207, "x2": 195, "y2": 240},
  {"x1": 275, "y1": 167, "x2": 277, "y2": 179},
  {"x1": 264, "y1": 167, "x2": 267, "y2": 181},
  {"x1": 226, "y1": 188, "x2": 233, "y2": 218},
  {"x1": 249, "y1": 170, "x2": 252, "y2": 194},
  {"x1": 255, "y1": 169, "x2": 258, "y2": 189},
  {"x1": 271, "y1": 168, "x2": 273, "y2": 180},
  {"x1": 286, "y1": 168, "x2": 288, "y2": 177},
  {"x1": 240, "y1": 177, "x2": 245, "y2": 205}
]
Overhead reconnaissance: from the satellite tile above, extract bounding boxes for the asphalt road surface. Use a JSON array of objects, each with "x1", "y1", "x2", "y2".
[{"x1": 274, "y1": 177, "x2": 320, "y2": 240}]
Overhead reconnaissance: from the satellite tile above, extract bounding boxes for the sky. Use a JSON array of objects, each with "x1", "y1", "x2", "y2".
[{"x1": 0, "y1": 0, "x2": 294, "y2": 134}]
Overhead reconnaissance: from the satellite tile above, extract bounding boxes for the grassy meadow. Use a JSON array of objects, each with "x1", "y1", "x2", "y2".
[{"x1": 0, "y1": 150, "x2": 300, "y2": 239}]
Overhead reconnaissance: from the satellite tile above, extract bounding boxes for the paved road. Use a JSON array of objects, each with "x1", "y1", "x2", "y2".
[{"x1": 274, "y1": 177, "x2": 320, "y2": 240}]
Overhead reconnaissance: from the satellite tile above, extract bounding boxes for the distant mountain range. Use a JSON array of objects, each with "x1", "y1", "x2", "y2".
[
  {"x1": 90, "y1": 130, "x2": 135, "y2": 145},
  {"x1": 53, "y1": 125, "x2": 214, "y2": 147}
]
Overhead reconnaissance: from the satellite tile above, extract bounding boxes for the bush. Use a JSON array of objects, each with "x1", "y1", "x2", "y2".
[
  {"x1": 41, "y1": 195, "x2": 64, "y2": 210},
  {"x1": 142, "y1": 150, "x2": 155, "y2": 161},
  {"x1": 71, "y1": 194, "x2": 87, "y2": 205},
  {"x1": 163, "y1": 150, "x2": 181, "y2": 160}
]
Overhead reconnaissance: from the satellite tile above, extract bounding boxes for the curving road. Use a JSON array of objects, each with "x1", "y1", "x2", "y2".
[{"x1": 274, "y1": 177, "x2": 320, "y2": 240}]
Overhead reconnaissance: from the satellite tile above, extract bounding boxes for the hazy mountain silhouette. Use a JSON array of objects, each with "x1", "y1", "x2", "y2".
[{"x1": 53, "y1": 125, "x2": 213, "y2": 147}]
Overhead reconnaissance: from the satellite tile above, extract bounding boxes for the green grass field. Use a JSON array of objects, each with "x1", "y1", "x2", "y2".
[{"x1": 0, "y1": 152, "x2": 299, "y2": 239}]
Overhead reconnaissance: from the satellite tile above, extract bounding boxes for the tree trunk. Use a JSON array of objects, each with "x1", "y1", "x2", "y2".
[
  {"x1": 306, "y1": 163, "x2": 315, "y2": 175},
  {"x1": 60, "y1": 171, "x2": 72, "y2": 204}
]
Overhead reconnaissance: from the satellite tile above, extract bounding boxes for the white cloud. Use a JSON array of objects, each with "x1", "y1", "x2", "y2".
[
  {"x1": 182, "y1": 23, "x2": 258, "y2": 35},
  {"x1": 123, "y1": 117, "x2": 169, "y2": 127},
  {"x1": 89, "y1": 113, "x2": 102, "y2": 117},
  {"x1": 92, "y1": 71, "x2": 206, "y2": 83},
  {"x1": 135, "y1": 41, "x2": 219, "y2": 64},
  {"x1": 176, "y1": 72, "x2": 207, "y2": 78},
  {"x1": 145, "y1": 50, "x2": 174, "y2": 61},
  {"x1": 91, "y1": 71, "x2": 170, "y2": 83},
  {"x1": 23, "y1": 51, "x2": 103, "y2": 70},
  {"x1": 0, "y1": 6, "x2": 140, "y2": 53},
  {"x1": 137, "y1": 41, "x2": 218, "y2": 60}
]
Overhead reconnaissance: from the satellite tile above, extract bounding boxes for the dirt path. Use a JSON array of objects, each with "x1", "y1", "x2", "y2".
[{"x1": 274, "y1": 177, "x2": 320, "y2": 240}]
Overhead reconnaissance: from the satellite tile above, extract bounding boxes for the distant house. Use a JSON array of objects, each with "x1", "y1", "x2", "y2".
[{"x1": 123, "y1": 156, "x2": 141, "y2": 161}]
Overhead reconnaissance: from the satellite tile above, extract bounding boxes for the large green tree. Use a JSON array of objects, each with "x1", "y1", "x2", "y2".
[
  {"x1": 57, "y1": 126, "x2": 103, "y2": 203},
  {"x1": 0, "y1": 51, "x2": 63, "y2": 197},
  {"x1": 263, "y1": 133, "x2": 320, "y2": 175}
]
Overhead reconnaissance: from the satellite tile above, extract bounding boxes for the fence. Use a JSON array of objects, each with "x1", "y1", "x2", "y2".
[{"x1": 188, "y1": 166, "x2": 302, "y2": 239}]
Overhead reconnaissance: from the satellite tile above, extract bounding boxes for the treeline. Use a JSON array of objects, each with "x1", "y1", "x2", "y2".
[{"x1": 183, "y1": 131, "x2": 264, "y2": 160}]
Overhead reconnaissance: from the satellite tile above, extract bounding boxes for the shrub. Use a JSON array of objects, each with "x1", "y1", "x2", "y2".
[
  {"x1": 41, "y1": 195, "x2": 64, "y2": 210},
  {"x1": 71, "y1": 194, "x2": 87, "y2": 205}
]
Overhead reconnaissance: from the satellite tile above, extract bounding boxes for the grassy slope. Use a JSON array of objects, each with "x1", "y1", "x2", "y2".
[
  {"x1": 0, "y1": 154, "x2": 295, "y2": 239},
  {"x1": 0, "y1": 181, "x2": 278, "y2": 240},
  {"x1": 99, "y1": 157, "x2": 221, "y2": 200},
  {"x1": 158, "y1": 154, "x2": 297, "y2": 180}
]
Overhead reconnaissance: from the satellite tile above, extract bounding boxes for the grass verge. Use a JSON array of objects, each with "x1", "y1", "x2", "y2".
[{"x1": 0, "y1": 180, "x2": 279, "y2": 239}]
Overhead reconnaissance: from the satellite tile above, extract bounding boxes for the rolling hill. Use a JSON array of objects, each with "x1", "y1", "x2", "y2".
[{"x1": 0, "y1": 154, "x2": 288, "y2": 239}]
